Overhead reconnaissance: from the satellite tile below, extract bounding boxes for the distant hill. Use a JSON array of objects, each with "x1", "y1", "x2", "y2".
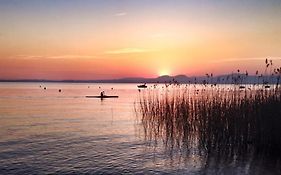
[
  {"x1": 0, "y1": 74, "x2": 279, "y2": 84},
  {"x1": 100, "y1": 74, "x2": 279, "y2": 84}
]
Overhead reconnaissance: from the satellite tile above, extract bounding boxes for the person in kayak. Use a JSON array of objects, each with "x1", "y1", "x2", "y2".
[{"x1": 100, "y1": 91, "x2": 105, "y2": 97}]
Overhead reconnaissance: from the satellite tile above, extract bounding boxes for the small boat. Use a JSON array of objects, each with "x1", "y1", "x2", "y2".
[
  {"x1": 86, "y1": 95, "x2": 119, "y2": 98},
  {"x1": 137, "y1": 84, "x2": 147, "y2": 88}
]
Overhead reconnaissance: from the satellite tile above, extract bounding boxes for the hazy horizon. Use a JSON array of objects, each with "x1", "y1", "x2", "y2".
[{"x1": 0, "y1": 72, "x2": 278, "y2": 82}]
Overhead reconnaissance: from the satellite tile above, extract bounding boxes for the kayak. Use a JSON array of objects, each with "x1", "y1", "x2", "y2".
[{"x1": 86, "y1": 95, "x2": 119, "y2": 98}]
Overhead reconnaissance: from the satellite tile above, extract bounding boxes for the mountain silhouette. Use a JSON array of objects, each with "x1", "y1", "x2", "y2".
[{"x1": 1, "y1": 74, "x2": 279, "y2": 84}]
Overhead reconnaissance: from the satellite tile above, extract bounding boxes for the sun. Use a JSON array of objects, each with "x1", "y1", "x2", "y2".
[{"x1": 158, "y1": 69, "x2": 170, "y2": 76}]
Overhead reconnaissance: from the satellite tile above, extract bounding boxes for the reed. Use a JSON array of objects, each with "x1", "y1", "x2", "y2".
[{"x1": 136, "y1": 61, "x2": 281, "y2": 163}]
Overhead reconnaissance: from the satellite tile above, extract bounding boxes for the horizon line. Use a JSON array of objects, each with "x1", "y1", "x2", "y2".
[{"x1": 0, "y1": 73, "x2": 277, "y2": 83}]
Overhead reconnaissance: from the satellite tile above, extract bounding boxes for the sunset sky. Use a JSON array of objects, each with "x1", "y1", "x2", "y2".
[{"x1": 0, "y1": 0, "x2": 281, "y2": 80}]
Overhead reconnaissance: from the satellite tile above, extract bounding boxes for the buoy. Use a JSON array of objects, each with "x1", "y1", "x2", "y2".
[
  {"x1": 59, "y1": 89, "x2": 61, "y2": 92},
  {"x1": 44, "y1": 87, "x2": 46, "y2": 90}
]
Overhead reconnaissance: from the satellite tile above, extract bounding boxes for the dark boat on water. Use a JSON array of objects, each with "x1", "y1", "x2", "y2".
[
  {"x1": 86, "y1": 91, "x2": 118, "y2": 99},
  {"x1": 137, "y1": 84, "x2": 147, "y2": 88},
  {"x1": 86, "y1": 95, "x2": 119, "y2": 98}
]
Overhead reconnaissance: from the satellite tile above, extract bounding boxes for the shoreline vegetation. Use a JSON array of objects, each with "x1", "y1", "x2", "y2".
[{"x1": 136, "y1": 60, "x2": 281, "y2": 171}]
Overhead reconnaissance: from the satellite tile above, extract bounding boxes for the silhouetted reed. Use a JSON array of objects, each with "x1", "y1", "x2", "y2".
[{"x1": 136, "y1": 61, "x2": 281, "y2": 165}]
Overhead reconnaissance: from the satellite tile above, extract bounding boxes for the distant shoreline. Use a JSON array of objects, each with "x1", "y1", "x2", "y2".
[{"x1": 0, "y1": 74, "x2": 279, "y2": 84}]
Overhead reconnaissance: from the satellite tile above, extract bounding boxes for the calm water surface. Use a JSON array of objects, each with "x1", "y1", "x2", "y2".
[{"x1": 0, "y1": 83, "x2": 279, "y2": 174}]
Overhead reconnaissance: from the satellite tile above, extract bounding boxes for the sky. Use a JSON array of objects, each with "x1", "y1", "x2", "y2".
[{"x1": 0, "y1": 0, "x2": 281, "y2": 80}]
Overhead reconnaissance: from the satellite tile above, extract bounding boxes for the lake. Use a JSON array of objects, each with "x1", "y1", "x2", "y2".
[{"x1": 0, "y1": 82, "x2": 279, "y2": 174}]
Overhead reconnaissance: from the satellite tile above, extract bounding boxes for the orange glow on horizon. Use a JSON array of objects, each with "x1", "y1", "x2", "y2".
[{"x1": 0, "y1": 1, "x2": 281, "y2": 80}]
